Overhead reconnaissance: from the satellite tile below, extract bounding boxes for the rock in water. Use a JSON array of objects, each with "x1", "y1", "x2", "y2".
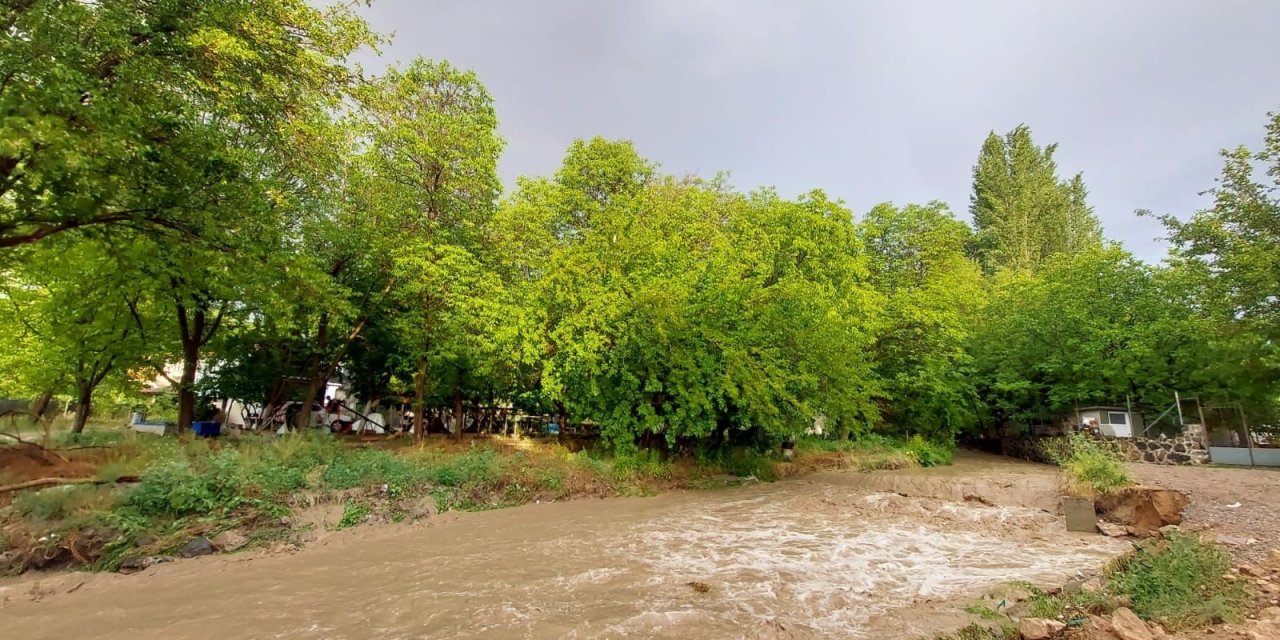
[
  {"x1": 1110, "y1": 607, "x2": 1155, "y2": 640},
  {"x1": 210, "y1": 530, "x2": 248, "y2": 553},
  {"x1": 1018, "y1": 617, "x2": 1066, "y2": 639},
  {"x1": 179, "y1": 537, "x2": 214, "y2": 559},
  {"x1": 118, "y1": 555, "x2": 172, "y2": 574},
  {"x1": 1097, "y1": 521, "x2": 1130, "y2": 537}
]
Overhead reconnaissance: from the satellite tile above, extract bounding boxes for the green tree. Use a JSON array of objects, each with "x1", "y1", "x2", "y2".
[
  {"x1": 526, "y1": 142, "x2": 883, "y2": 449},
  {"x1": 491, "y1": 138, "x2": 657, "y2": 429},
  {"x1": 969, "y1": 126, "x2": 1102, "y2": 273},
  {"x1": 0, "y1": 0, "x2": 375, "y2": 252},
  {"x1": 354, "y1": 58, "x2": 505, "y2": 442},
  {"x1": 859, "y1": 202, "x2": 986, "y2": 438},
  {"x1": 0, "y1": 240, "x2": 151, "y2": 432},
  {"x1": 2, "y1": 0, "x2": 377, "y2": 431},
  {"x1": 971, "y1": 245, "x2": 1212, "y2": 432},
  {"x1": 1154, "y1": 111, "x2": 1280, "y2": 417}
]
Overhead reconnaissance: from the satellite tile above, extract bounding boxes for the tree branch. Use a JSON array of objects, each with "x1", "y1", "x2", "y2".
[
  {"x1": 0, "y1": 475, "x2": 141, "y2": 494},
  {"x1": 0, "y1": 209, "x2": 185, "y2": 249}
]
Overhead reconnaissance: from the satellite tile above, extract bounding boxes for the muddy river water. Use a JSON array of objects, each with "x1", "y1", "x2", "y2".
[{"x1": 0, "y1": 453, "x2": 1125, "y2": 639}]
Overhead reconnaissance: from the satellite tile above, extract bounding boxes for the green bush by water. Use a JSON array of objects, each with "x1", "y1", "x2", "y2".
[
  {"x1": 796, "y1": 433, "x2": 954, "y2": 469},
  {"x1": 906, "y1": 435, "x2": 954, "y2": 467},
  {"x1": 1055, "y1": 432, "x2": 1131, "y2": 496},
  {"x1": 337, "y1": 502, "x2": 371, "y2": 529},
  {"x1": 429, "y1": 447, "x2": 500, "y2": 487}
]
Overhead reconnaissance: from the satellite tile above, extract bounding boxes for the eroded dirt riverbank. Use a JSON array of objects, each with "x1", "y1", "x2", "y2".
[{"x1": 0, "y1": 452, "x2": 1125, "y2": 639}]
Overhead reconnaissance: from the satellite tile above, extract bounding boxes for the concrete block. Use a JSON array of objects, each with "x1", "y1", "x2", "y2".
[{"x1": 1064, "y1": 496, "x2": 1098, "y2": 533}]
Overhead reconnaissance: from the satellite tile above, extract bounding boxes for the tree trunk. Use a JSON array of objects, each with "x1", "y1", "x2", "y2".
[
  {"x1": 174, "y1": 300, "x2": 213, "y2": 435},
  {"x1": 556, "y1": 402, "x2": 568, "y2": 443},
  {"x1": 837, "y1": 417, "x2": 852, "y2": 442},
  {"x1": 177, "y1": 347, "x2": 198, "y2": 433},
  {"x1": 453, "y1": 387, "x2": 464, "y2": 443},
  {"x1": 413, "y1": 358, "x2": 427, "y2": 444},
  {"x1": 29, "y1": 390, "x2": 54, "y2": 421},
  {"x1": 296, "y1": 377, "x2": 326, "y2": 432},
  {"x1": 72, "y1": 384, "x2": 92, "y2": 434}
]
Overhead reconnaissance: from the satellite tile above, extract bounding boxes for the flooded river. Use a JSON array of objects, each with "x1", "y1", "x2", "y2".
[{"x1": 0, "y1": 453, "x2": 1124, "y2": 639}]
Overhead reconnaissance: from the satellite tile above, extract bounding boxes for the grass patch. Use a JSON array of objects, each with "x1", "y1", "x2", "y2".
[
  {"x1": 931, "y1": 623, "x2": 1018, "y2": 640},
  {"x1": 792, "y1": 433, "x2": 954, "y2": 472},
  {"x1": 1109, "y1": 533, "x2": 1246, "y2": 630},
  {"x1": 952, "y1": 534, "x2": 1247, "y2": 639},
  {"x1": 336, "y1": 502, "x2": 371, "y2": 529},
  {"x1": 1055, "y1": 432, "x2": 1131, "y2": 496},
  {"x1": 962, "y1": 604, "x2": 1005, "y2": 621}
]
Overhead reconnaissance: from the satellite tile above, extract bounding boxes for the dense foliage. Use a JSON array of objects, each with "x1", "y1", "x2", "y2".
[{"x1": 2, "y1": 3, "x2": 1276, "y2": 445}]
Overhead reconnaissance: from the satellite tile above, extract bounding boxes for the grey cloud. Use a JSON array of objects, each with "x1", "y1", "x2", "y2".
[{"x1": 357, "y1": 0, "x2": 1280, "y2": 260}]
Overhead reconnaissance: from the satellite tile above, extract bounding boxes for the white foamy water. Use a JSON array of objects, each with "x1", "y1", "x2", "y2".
[{"x1": 613, "y1": 489, "x2": 1119, "y2": 638}]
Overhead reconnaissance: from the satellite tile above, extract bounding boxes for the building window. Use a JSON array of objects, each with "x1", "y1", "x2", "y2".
[{"x1": 1107, "y1": 412, "x2": 1128, "y2": 426}]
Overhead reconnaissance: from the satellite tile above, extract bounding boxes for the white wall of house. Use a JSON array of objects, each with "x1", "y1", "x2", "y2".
[{"x1": 1078, "y1": 408, "x2": 1143, "y2": 438}]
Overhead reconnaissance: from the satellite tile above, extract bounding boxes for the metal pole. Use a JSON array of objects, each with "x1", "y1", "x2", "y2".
[
  {"x1": 1126, "y1": 394, "x2": 1134, "y2": 437},
  {"x1": 1240, "y1": 403, "x2": 1256, "y2": 466},
  {"x1": 1174, "y1": 391, "x2": 1186, "y2": 431},
  {"x1": 1195, "y1": 398, "x2": 1209, "y2": 450}
]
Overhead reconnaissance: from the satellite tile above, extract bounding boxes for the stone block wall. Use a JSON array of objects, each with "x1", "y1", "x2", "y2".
[
  {"x1": 1001, "y1": 434, "x2": 1209, "y2": 466},
  {"x1": 1129, "y1": 436, "x2": 1210, "y2": 464}
]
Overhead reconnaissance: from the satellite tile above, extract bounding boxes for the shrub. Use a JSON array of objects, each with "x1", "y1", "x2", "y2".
[
  {"x1": 536, "y1": 468, "x2": 564, "y2": 491},
  {"x1": 1056, "y1": 433, "x2": 1131, "y2": 496},
  {"x1": 611, "y1": 449, "x2": 672, "y2": 480},
  {"x1": 13, "y1": 485, "x2": 119, "y2": 522},
  {"x1": 906, "y1": 435, "x2": 954, "y2": 467},
  {"x1": 125, "y1": 450, "x2": 247, "y2": 518},
  {"x1": 717, "y1": 448, "x2": 778, "y2": 481},
  {"x1": 336, "y1": 502, "x2": 370, "y2": 529},
  {"x1": 322, "y1": 448, "x2": 424, "y2": 491},
  {"x1": 429, "y1": 446, "x2": 500, "y2": 488},
  {"x1": 1108, "y1": 533, "x2": 1245, "y2": 630}
]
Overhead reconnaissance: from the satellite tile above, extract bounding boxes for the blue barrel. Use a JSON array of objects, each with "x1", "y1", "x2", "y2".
[{"x1": 192, "y1": 421, "x2": 222, "y2": 437}]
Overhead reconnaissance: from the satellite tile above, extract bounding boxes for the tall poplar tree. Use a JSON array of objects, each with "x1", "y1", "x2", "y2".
[{"x1": 969, "y1": 126, "x2": 1102, "y2": 273}]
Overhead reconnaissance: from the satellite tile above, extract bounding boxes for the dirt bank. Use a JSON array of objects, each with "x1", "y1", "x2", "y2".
[
  {"x1": 0, "y1": 452, "x2": 1124, "y2": 640},
  {"x1": 1132, "y1": 464, "x2": 1280, "y2": 564},
  {"x1": 815, "y1": 449, "x2": 1067, "y2": 512}
]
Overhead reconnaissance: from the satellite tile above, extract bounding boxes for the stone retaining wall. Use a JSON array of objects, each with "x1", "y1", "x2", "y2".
[{"x1": 1002, "y1": 434, "x2": 1209, "y2": 466}]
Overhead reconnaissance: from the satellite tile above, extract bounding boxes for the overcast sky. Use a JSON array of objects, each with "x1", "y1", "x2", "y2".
[{"x1": 356, "y1": 0, "x2": 1280, "y2": 261}]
